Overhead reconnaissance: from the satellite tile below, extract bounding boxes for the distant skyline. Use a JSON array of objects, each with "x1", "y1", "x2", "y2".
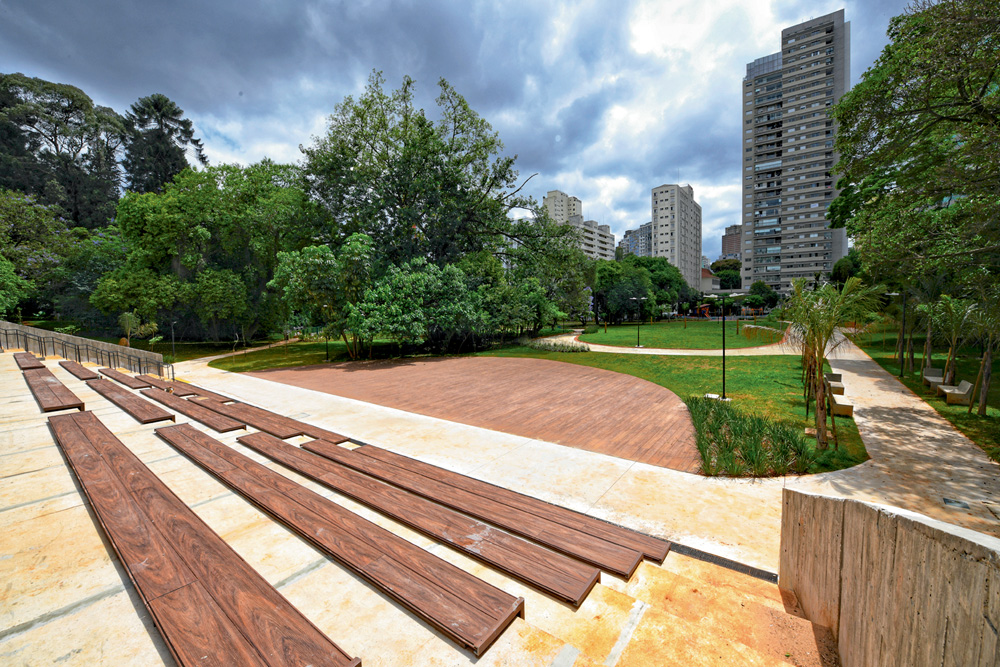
[{"x1": 0, "y1": 0, "x2": 912, "y2": 259}]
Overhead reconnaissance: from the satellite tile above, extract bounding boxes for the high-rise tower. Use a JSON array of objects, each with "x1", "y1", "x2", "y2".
[
  {"x1": 740, "y1": 10, "x2": 850, "y2": 292},
  {"x1": 651, "y1": 184, "x2": 702, "y2": 289}
]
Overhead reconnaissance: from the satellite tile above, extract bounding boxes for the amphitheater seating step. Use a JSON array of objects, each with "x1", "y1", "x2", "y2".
[
  {"x1": 156, "y1": 423, "x2": 524, "y2": 656},
  {"x1": 48, "y1": 411, "x2": 359, "y2": 667},
  {"x1": 304, "y1": 439, "x2": 645, "y2": 578},
  {"x1": 99, "y1": 367, "x2": 151, "y2": 389},
  {"x1": 141, "y1": 388, "x2": 244, "y2": 433},
  {"x1": 239, "y1": 431, "x2": 600, "y2": 606},
  {"x1": 23, "y1": 367, "x2": 85, "y2": 412},
  {"x1": 87, "y1": 379, "x2": 175, "y2": 424},
  {"x1": 59, "y1": 360, "x2": 100, "y2": 380}
]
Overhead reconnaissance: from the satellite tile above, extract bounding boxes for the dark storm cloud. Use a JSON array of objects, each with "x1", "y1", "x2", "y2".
[{"x1": 0, "y1": 0, "x2": 914, "y2": 257}]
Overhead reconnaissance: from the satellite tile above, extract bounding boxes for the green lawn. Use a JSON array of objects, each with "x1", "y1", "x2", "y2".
[
  {"x1": 858, "y1": 331, "x2": 1000, "y2": 461},
  {"x1": 481, "y1": 346, "x2": 866, "y2": 473},
  {"x1": 210, "y1": 339, "x2": 398, "y2": 373},
  {"x1": 578, "y1": 319, "x2": 784, "y2": 350}
]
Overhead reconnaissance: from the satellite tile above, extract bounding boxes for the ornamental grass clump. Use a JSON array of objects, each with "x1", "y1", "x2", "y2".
[
  {"x1": 526, "y1": 337, "x2": 590, "y2": 353},
  {"x1": 686, "y1": 397, "x2": 815, "y2": 477}
]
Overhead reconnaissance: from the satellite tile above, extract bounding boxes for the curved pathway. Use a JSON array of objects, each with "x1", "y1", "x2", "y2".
[
  {"x1": 247, "y1": 356, "x2": 701, "y2": 472},
  {"x1": 558, "y1": 332, "x2": 801, "y2": 356}
]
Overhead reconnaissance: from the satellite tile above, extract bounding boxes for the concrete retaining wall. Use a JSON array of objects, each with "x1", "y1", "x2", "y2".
[
  {"x1": 779, "y1": 488, "x2": 1000, "y2": 666},
  {"x1": 0, "y1": 320, "x2": 165, "y2": 374}
]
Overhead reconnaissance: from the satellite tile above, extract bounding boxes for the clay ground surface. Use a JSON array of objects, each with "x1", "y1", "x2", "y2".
[{"x1": 248, "y1": 356, "x2": 701, "y2": 473}]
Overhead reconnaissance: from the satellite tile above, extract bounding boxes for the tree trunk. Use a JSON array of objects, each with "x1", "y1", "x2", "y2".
[
  {"x1": 980, "y1": 343, "x2": 993, "y2": 417},
  {"x1": 969, "y1": 348, "x2": 987, "y2": 415},
  {"x1": 906, "y1": 327, "x2": 915, "y2": 374},
  {"x1": 923, "y1": 321, "x2": 933, "y2": 369},
  {"x1": 815, "y1": 367, "x2": 828, "y2": 449},
  {"x1": 945, "y1": 340, "x2": 958, "y2": 384}
]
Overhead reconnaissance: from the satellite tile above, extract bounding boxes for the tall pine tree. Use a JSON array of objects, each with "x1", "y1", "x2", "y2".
[{"x1": 123, "y1": 93, "x2": 207, "y2": 193}]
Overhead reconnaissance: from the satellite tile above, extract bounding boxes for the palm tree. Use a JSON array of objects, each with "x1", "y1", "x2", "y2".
[
  {"x1": 743, "y1": 277, "x2": 881, "y2": 449},
  {"x1": 123, "y1": 93, "x2": 207, "y2": 193},
  {"x1": 967, "y1": 294, "x2": 999, "y2": 416}
]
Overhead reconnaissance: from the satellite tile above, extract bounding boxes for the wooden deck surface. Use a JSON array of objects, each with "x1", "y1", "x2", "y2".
[{"x1": 250, "y1": 356, "x2": 700, "y2": 472}]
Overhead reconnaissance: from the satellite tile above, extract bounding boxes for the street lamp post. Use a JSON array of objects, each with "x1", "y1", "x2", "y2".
[
  {"x1": 170, "y1": 320, "x2": 176, "y2": 360},
  {"x1": 629, "y1": 297, "x2": 647, "y2": 347}
]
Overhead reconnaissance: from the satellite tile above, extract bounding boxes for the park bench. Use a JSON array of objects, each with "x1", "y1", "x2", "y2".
[
  {"x1": 99, "y1": 367, "x2": 152, "y2": 389},
  {"x1": 830, "y1": 391, "x2": 854, "y2": 418},
  {"x1": 141, "y1": 388, "x2": 244, "y2": 432},
  {"x1": 87, "y1": 379, "x2": 174, "y2": 424},
  {"x1": 59, "y1": 360, "x2": 100, "y2": 380},
  {"x1": 194, "y1": 399, "x2": 304, "y2": 438},
  {"x1": 238, "y1": 431, "x2": 600, "y2": 607},
  {"x1": 304, "y1": 439, "x2": 651, "y2": 578},
  {"x1": 23, "y1": 367, "x2": 84, "y2": 412},
  {"x1": 48, "y1": 411, "x2": 359, "y2": 667},
  {"x1": 157, "y1": 423, "x2": 524, "y2": 656},
  {"x1": 939, "y1": 380, "x2": 974, "y2": 405},
  {"x1": 923, "y1": 367, "x2": 943, "y2": 386},
  {"x1": 14, "y1": 352, "x2": 45, "y2": 370},
  {"x1": 824, "y1": 372, "x2": 842, "y2": 383}
]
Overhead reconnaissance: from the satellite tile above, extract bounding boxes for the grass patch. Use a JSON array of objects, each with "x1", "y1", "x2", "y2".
[
  {"x1": 481, "y1": 346, "x2": 867, "y2": 474},
  {"x1": 578, "y1": 319, "x2": 782, "y2": 350},
  {"x1": 858, "y1": 330, "x2": 1000, "y2": 460},
  {"x1": 210, "y1": 339, "x2": 400, "y2": 373}
]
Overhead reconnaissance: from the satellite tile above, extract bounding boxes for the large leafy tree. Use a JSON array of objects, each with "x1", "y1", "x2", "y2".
[
  {"x1": 302, "y1": 71, "x2": 546, "y2": 265},
  {"x1": 123, "y1": 93, "x2": 207, "y2": 193},
  {"x1": 830, "y1": 0, "x2": 1000, "y2": 284},
  {"x1": 0, "y1": 73, "x2": 126, "y2": 228},
  {"x1": 95, "y1": 162, "x2": 314, "y2": 340}
]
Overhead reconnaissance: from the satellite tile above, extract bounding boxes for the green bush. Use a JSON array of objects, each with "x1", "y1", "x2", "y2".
[
  {"x1": 686, "y1": 397, "x2": 814, "y2": 477},
  {"x1": 583, "y1": 324, "x2": 599, "y2": 334},
  {"x1": 526, "y1": 338, "x2": 590, "y2": 353}
]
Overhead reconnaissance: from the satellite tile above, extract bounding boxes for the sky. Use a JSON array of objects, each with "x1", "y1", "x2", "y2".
[{"x1": 0, "y1": 0, "x2": 912, "y2": 260}]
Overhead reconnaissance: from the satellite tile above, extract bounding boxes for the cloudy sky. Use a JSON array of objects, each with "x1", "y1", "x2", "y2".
[{"x1": 1, "y1": 0, "x2": 911, "y2": 259}]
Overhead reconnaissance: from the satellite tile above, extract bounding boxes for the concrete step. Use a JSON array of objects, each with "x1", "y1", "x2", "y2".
[{"x1": 602, "y1": 558, "x2": 837, "y2": 667}]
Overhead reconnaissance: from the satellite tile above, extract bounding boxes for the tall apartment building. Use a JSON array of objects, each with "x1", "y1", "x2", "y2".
[
  {"x1": 543, "y1": 190, "x2": 616, "y2": 261},
  {"x1": 619, "y1": 222, "x2": 652, "y2": 257},
  {"x1": 721, "y1": 224, "x2": 742, "y2": 259},
  {"x1": 651, "y1": 184, "x2": 702, "y2": 289},
  {"x1": 740, "y1": 9, "x2": 850, "y2": 292}
]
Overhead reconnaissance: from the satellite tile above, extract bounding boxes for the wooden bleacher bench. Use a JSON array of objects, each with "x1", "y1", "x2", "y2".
[
  {"x1": 48, "y1": 411, "x2": 359, "y2": 667},
  {"x1": 141, "y1": 388, "x2": 244, "y2": 433},
  {"x1": 353, "y1": 443, "x2": 671, "y2": 564},
  {"x1": 59, "y1": 360, "x2": 100, "y2": 381},
  {"x1": 304, "y1": 439, "x2": 648, "y2": 578},
  {"x1": 238, "y1": 431, "x2": 600, "y2": 607},
  {"x1": 87, "y1": 379, "x2": 175, "y2": 424},
  {"x1": 14, "y1": 352, "x2": 45, "y2": 370},
  {"x1": 99, "y1": 367, "x2": 152, "y2": 390},
  {"x1": 157, "y1": 423, "x2": 524, "y2": 656},
  {"x1": 194, "y1": 399, "x2": 305, "y2": 439},
  {"x1": 23, "y1": 367, "x2": 84, "y2": 412}
]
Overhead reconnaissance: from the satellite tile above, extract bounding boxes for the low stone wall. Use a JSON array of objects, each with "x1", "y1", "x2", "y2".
[
  {"x1": 0, "y1": 320, "x2": 165, "y2": 374},
  {"x1": 779, "y1": 488, "x2": 1000, "y2": 666}
]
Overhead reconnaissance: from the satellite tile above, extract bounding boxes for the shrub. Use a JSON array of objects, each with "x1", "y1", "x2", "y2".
[
  {"x1": 583, "y1": 324, "x2": 599, "y2": 334},
  {"x1": 527, "y1": 337, "x2": 590, "y2": 353},
  {"x1": 685, "y1": 396, "x2": 812, "y2": 477}
]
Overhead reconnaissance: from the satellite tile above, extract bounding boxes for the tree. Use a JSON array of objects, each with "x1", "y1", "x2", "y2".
[
  {"x1": 302, "y1": 71, "x2": 541, "y2": 265},
  {"x1": 748, "y1": 280, "x2": 780, "y2": 308},
  {"x1": 0, "y1": 73, "x2": 126, "y2": 228},
  {"x1": 830, "y1": 0, "x2": 1000, "y2": 286},
  {"x1": 710, "y1": 258, "x2": 741, "y2": 274},
  {"x1": 716, "y1": 270, "x2": 741, "y2": 290},
  {"x1": 0, "y1": 189, "x2": 71, "y2": 312},
  {"x1": 967, "y1": 296, "x2": 999, "y2": 416},
  {"x1": 744, "y1": 278, "x2": 882, "y2": 448},
  {"x1": 933, "y1": 295, "x2": 977, "y2": 384},
  {"x1": 123, "y1": 93, "x2": 207, "y2": 193},
  {"x1": 0, "y1": 255, "x2": 30, "y2": 316}
]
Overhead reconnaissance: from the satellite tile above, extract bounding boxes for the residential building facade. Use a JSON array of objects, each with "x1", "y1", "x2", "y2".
[
  {"x1": 651, "y1": 184, "x2": 702, "y2": 289},
  {"x1": 721, "y1": 224, "x2": 742, "y2": 259},
  {"x1": 619, "y1": 222, "x2": 652, "y2": 257},
  {"x1": 740, "y1": 10, "x2": 850, "y2": 292},
  {"x1": 543, "y1": 190, "x2": 616, "y2": 261}
]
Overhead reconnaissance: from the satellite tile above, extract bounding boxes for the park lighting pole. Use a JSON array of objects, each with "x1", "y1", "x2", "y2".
[
  {"x1": 629, "y1": 297, "x2": 647, "y2": 347},
  {"x1": 170, "y1": 320, "x2": 176, "y2": 359}
]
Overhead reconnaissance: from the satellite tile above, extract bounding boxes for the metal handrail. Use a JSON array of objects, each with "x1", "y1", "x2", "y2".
[{"x1": 1, "y1": 328, "x2": 170, "y2": 378}]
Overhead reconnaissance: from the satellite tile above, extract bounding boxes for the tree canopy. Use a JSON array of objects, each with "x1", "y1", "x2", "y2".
[
  {"x1": 830, "y1": 0, "x2": 1000, "y2": 288},
  {"x1": 123, "y1": 93, "x2": 207, "y2": 193}
]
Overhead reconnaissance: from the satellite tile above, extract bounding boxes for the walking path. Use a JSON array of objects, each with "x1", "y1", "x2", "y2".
[{"x1": 554, "y1": 331, "x2": 801, "y2": 356}]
